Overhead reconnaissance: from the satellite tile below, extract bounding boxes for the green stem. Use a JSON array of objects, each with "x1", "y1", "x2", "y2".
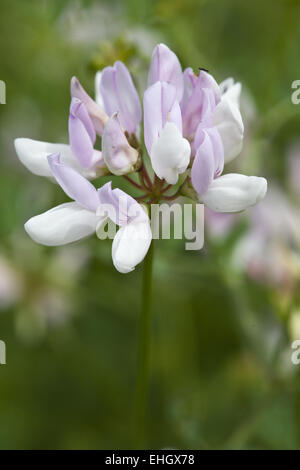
[{"x1": 134, "y1": 241, "x2": 154, "y2": 449}]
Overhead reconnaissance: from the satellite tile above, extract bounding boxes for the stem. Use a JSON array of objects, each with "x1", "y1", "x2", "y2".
[
  {"x1": 134, "y1": 241, "x2": 154, "y2": 449},
  {"x1": 135, "y1": 194, "x2": 150, "y2": 201},
  {"x1": 161, "y1": 180, "x2": 188, "y2": 201},
  {"x1": 139, "y1": 171, "x2": 151, "y2": 191},
  {"x1": 142, "y1": 164, "x2": 153, "y2": 189},
  {"x1": 123, "y1": 175, "x2": 144, "y2": 191},
  {"x1": 161, "y1": 188, "x2": 181, "y2": 200},
  {"x1": 161, "y1": 183, "x2": 172, "y2": 194}
]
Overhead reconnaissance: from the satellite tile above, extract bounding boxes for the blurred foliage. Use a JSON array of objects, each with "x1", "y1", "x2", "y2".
[
  {"x1": 0, "y1": 0, "x2": 300, "y2": 450},
  {"x1": 90, "y1": 37, "x2": 142, "y2": 70}
]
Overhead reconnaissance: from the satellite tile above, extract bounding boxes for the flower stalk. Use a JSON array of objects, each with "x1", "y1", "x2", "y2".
[{"x1": 134, "y1": 240, "x2": 154, "y2": 449}]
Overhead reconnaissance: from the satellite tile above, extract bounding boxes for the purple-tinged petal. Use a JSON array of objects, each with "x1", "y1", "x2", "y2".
[
  {"x1": 181, "y1": 67, "x2": 197, "y2": 110},
  {"x1": 193, "y1": 122, "x2": 204, "y2": 150},
  {"x1": 182, "y1": 83, "x2": 215, "y2": 138},
  {"x1": 97, "y1": 182, "x2": 120, "y2": 225},
  {"x1": 100, "y1": 62, "x2": 141, "y2": 134},
  {"x1": 191, "y1": 130, "x2": 215, "y2": 197},
  {"x1": 48, "y1": 154, "x2": 100, "y2": 212},
  {"x1": 71, "y1": 76, "x2": 108, "y2": 135},
  {"x1": 181, "y1": 69, "x2": 220, "y2": 139},
  {"x1": 181, "y1": 78, "x2": 205, "y2": 138},
  {"x1": 143, "y1": 81, "x2": 181, "y2": 154},
  {"x1": 198, "y1": 70, "x2": 221, "y2": 105},
  {"x1": 148, "y1": 43, "x2": 183, "y2": 101},
  {"x1": 161, "y1": 81, "x2": 177, "y2": 126},
  {"x1": 205, "y1": 127, "x2": 224, "y2": 177},
  {"x1": 69, "y1": 111, "x2": 94, "y2": 169},
  {"x1": 102, "y1": 113, "x2": 139, "y2": 175},
  {"x1": 69, "y1": 98, "x2": 96, "y2": 169},
  {"x1": 98, "y1": 182, "x2": 147, "y2": 226},
  {"x1": 100, "y1": 66, "x2": 119, "y2": 118},
  {"x1": 143, "y1": 82, "x2": 163, "y2": 154},
  {"x1": 182, "y1": 86, "x2": 202, "y2": 138},
  {"x1": 194, "y1": 125, "x2": 224, "y2": 176},
  {"x1": 70, "y1": 98, "x2": 96, "y2": 144},
  {"x1": 167, "y1": 99, "x2": 182, "y2": 134},
  {"x1": 201, "y1": 88, "x2": 217, "y2": 124},
  {"x1": 114, "y1": 61, "x2": 142, "y2": 133}
]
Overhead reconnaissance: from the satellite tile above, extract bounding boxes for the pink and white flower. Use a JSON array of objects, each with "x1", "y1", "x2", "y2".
[
  {"x1": 25, "y1": 154, "x2": 151, "y2": 273},
  {"x1": 15, "y1": 43, "x2": 267, "y2": 272}
]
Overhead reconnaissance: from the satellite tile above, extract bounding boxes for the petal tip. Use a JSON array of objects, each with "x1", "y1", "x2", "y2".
[{"x1": 255, "y1": 177, "x2": 268, "y2": 203}]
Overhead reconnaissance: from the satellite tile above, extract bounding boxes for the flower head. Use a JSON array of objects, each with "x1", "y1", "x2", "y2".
[{"x1": 16, "y1": 43, "x2": 267, "y2": 272}]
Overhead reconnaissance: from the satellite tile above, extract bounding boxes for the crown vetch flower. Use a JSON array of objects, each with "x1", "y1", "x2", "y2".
[
  {"x1": 16, "y1": 43, "x2": 267, "y2": 272},
  {"x1": 69, "y1": 97, "x2": 98, "y2": 169},
  {"x1": 25, "y1": 154, "x2": 151, "y2": 273},
  {"x1": 147, "y1": 43, "x2": 184, "y2": 101},
  {"x1": 144, "y1": 80, "x2": 190, "y2": 184},
  {"x1": 70, "y1": 75, "x2": 108, "y2": 135},
  {"x1": 99, "y1": 60, "x2": 142, "y2": 135},
  {"x1": 102, "y1": 113, "x2": 140, "y2": 176},
  {"x1": 182, "y1": 66, "x2": 265, "y2": 212}
]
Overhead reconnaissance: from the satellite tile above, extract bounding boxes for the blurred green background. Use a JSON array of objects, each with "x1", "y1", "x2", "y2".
[{"x1": 1, "y1": 0, "x2": 300, "y2": 449}]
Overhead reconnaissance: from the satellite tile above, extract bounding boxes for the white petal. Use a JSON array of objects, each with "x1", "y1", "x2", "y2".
[
  {"x1": 224, "y1": 82, "x2": 241, "y2": 106},
  {"x1": 212, "y1": 98, "x2": 244, "y2": 163},
  {"x1": 150, "y1": 122, "x2": 191, "y2": 184},
  {"x1": 202, "y1": 173, "x2": 267, "y2": 213},
  {"x1": 112, "y1": 221, "x2": 152, "y2": 274},
  {"x1": 160, "y1": 168, "x2": 178, "y2": 185},
  {"x1": 25, "y1": 202, "x2": 100, "y2": 246},
  {"x1": 102, "y1": 113, "x2": 139, "y2": 175},
  {"x1": 14, "y1": 138, "x2": 102, "y2": 179},
  {"x1": 219, "y1": 78, "x2": 234, "y2": 94},
  {"x1": 219, "y1": 77, "x2": 241, "y2": 106}
]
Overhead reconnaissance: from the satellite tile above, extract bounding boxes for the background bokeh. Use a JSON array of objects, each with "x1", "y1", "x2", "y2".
[{"x1": 1, "y1": 0, "x2": 300, "y2": 449}]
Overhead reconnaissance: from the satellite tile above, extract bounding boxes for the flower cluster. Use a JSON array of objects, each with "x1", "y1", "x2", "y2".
[{"x1": 15, "y1": 43, "x2": 267, "y2": 273}]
